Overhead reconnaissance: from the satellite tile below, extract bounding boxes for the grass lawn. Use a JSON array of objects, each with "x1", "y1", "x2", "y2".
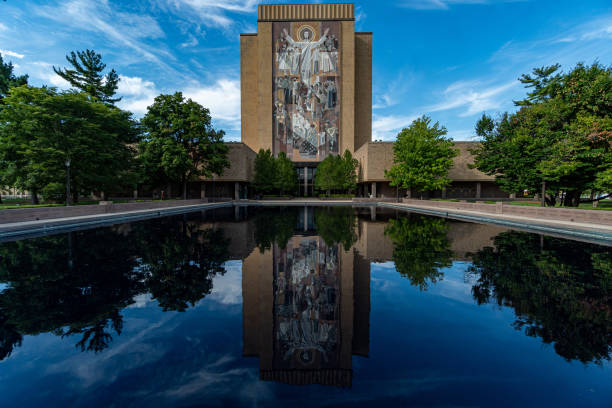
[
  {"x1": 507, "y1": 200, "x2": 612, "y2": 210},
  {"x1": 429, "y1": 197, "x2": 612, "y2": 210}
]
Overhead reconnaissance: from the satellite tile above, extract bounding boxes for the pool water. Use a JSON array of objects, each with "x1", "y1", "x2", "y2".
[{"x1": 0, "y1": 206, "x2": 610, "y2": 407}]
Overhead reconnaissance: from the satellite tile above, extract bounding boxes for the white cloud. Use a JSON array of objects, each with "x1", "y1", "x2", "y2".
[
  {"x1": 372, "y1": 113, "x2": 418, "y2": 141},
  {"x1": 159, "y1": 0, "x2": 258, "y2": 28},
  {"x1": 0, "y1": 23, "x2": 8, "y2": 32},
  {"x1": 0, "y1": 49, "x2": 24, "y2": 59},
  {"x1": 35, "y1": 0, "x2": 169, "y2": 68},
  {"x1": 17, "y1": 61, "x2": 71, "y2": 88},
  {"x1": 116, "y1": 75, "x2": 159, "y2": 115},
  {"x1": 489, "y1": 15, "x2": 612, "y2": 67},
  {"x1": 184, "y1": 79, "x2": 241, "y2": 123},
  {"x1": 426, "y1": 79, "x2": 517, "y2": 117},
  {"x1": 398, "y1": 0, "x2": 520, "y2": 10}
]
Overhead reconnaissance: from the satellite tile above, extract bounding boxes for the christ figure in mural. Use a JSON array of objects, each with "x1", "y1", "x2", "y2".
[{"x1": 281, "y1": 27, "x2": 330, "y2": 86}]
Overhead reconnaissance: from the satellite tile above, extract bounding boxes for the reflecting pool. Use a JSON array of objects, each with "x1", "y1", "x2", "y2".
[{"x1": 0, "y1": 206, "x2": 610, "y2": 407}]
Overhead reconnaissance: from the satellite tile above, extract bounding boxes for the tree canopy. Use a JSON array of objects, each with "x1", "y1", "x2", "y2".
[
  {"x1": 472, "y1": 63, "x2": 612, "y2": 206},
  {"x1": 0, "y1": 53, "x2": 28, "y2": 100},
  {"x1": 314, "y1": 150, "x2": 358, "y2": 195},
  {"x1": 53, "y1": 49, "x2": 121, "y2": 104},
  {"x1": 140, "y1": 92, "x2": 229, "y2": 199},
  {"x1": 0, "y1": 86, "x2": 139, "y2": 203},
  {"x1": 385, "y1": 116, "x2": 457, "y2": 195},
  {"x1": 252, "y1": 149, "x2": 298, "y2": 196}
]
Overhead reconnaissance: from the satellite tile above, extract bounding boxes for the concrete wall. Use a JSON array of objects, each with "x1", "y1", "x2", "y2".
[
  {"x1": 355, "y1": 142, "x2": 395, "y2": 182},
  {"x1": 355, "y1": 141, "x2": 496, "y2": 185},
  {"x1": 401, "y1": 198, "x2": 612, "y2": 225},
  {"x1": 200, "y1": 143, "x2": 256, "y2": 182},
  {"x1": 449, "y1": 142, "x2": 495, "y2": 182},
  {"x1": 0, "y1": 199, "x2": 207, "y2": 225},
  {"x1": 340, "y1": 19, "x2": 355, "y2": 155},
  {"x1": 354, "y1": 33, "x2": 372, "y2": 152},
  {"x1": 241, "y1": 34, "x2": 259, "y2": 153}
]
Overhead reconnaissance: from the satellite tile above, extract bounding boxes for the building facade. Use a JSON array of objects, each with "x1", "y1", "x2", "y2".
[
  {"x1": 194, "y1": 3, "x2": 511, "y2": 200},
  {"x1": 240, "y1": 3, "x2": 372, "y2": 196}
]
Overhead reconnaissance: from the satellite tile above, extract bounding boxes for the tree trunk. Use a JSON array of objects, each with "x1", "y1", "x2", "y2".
[
  {"x1": 31, "y1": 188, "x2": 39, "y2": 205},
  {"x1": 182, "y1": 179, "x2": 187, "y2": 200},
  {"x1": 72, "y1": 187, "x2": 79, "y2": 204}
]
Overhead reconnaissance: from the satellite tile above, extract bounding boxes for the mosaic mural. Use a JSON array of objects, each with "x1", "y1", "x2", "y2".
[
  {"x1": 272, "y1": 237, "x2": 340, "y2": 370},
  {"x1": 273, "y1": 21, "x2": 340, "y2": 161}
]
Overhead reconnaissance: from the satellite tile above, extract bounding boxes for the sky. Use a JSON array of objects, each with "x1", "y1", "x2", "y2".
[{"x1": 1, "y1": 0, "x2": 611, "y2": 142}]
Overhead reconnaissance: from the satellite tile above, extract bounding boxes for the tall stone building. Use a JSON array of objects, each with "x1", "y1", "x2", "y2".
[
  {"x1": 192, "y1": 3, "x2": 511, "y2": 201},
  {"x1": 240, "y1": 3, "x2": 371, "y2": 196}
]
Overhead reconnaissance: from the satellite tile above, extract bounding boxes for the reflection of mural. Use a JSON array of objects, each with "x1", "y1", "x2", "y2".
[
  {"x1": 273, "y1": 237, "x2": 340, "y2": 370},
  {"x1": 273, "y1": 21, "x2": 340, "y2": 161}
]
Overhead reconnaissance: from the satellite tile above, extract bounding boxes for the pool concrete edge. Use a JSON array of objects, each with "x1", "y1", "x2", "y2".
[
  {"x1": 0, "y1": 201, "x2": 234, "y2": 241},
  {"x1": 378, "y1": 202, "x2": 612, "y2": 245},
  {"x1": 0, "y1": 199, "x2": 610, "y2": 245}
]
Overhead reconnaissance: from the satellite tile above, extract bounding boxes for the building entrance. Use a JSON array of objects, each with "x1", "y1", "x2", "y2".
[{"x1": 297, "y1": 166, "x2": 316, "y2": 197}]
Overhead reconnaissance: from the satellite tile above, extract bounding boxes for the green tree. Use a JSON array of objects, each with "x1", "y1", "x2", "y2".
[
  {"x1": 0, "y1": 52, "x2": 28, "y2": 100},
  {"x1": 472, "y1": 63, "x2": 612, "y2": 206},
  {"x1": 340, "y1": 149, "x2": 359, "y2": 192},
  {"x1": 252, "y1": 149, "x2": 276, "y2": 194},
  {"x1": 314, "y1": 154, "x2": 340, "y2": 195},
  {"x1": 53, "y1": 49, "x2": 120, "y2": 104},
  {"x1": 314, "y1": 150, "x2": 358, "y2": 195},
  {"x1": 274, "y1": 152, "x2": 298, "y2": 195},
  {"x1": 385, "y1": 116, "x2": 457, "y2": 197},
  {"x1": 140, "y1": 92, "x2": 229, "y2": 199},
  {"x1": 0, "y1": 86, "x2": 139, "y2": 204},
  {"x1": 385, "y1": 215, "x2": 454, "y2": 290}
]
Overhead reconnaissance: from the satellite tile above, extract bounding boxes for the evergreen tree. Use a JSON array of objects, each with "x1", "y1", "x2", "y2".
[
  {"x1": 53, "y1": 49, "x2": 120, "y2": 104},
  {"x1": 140, "y1": 92, "x2": 229, "y2": 199},
  {"x1": 0, "y1": 53, "x2": 28, "y2": 100}
]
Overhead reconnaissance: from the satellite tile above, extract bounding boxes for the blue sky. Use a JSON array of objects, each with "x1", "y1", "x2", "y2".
[{"x1": 1, "y1": 0, "x2": 611, "y2": 141}]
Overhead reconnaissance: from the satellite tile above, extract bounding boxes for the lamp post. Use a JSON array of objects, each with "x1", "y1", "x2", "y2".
[{"x1": 65, "y1": 159, "x2": 71, "y2": 206}]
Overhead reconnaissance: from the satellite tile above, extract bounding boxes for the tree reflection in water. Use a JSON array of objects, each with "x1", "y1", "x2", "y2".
[
  {"x1": 0, "y1": 217, "x2": 230, "y2": 359},
  {"x1": 385, "y1": 214, "x2": 454, "y2": 290},
  {"x1": 467, "y1": 231, "x2": 612, "y2": 364}
]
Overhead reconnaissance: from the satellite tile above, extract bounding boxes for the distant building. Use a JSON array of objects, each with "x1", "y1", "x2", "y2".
[{"x1": 194, "y1": 3, "x2": 510, "y2": 200}]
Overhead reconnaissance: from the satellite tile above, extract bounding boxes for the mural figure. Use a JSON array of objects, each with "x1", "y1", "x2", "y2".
[{"x1": 273, "y1": 22, "x2": 340, "y2": 161}]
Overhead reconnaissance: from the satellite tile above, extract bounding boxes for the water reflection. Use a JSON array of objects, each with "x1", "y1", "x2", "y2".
[
  {"x1": 0, "y1": 205, "x2": 610, "y2": 400},
  {"x1": 0, "y1": 216, "x2": 231, "y2": 359},
  {"x1": 245, "y1": 207, "x2": 368, "y2": 387},
  {"x1": 467, "y1": 231, "x2": 612, "y2": 364}
]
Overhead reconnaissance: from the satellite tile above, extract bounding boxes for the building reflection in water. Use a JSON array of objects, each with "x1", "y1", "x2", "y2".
[{"x1": 242, "y1": 207, "x2": 370, "y2": 388}]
